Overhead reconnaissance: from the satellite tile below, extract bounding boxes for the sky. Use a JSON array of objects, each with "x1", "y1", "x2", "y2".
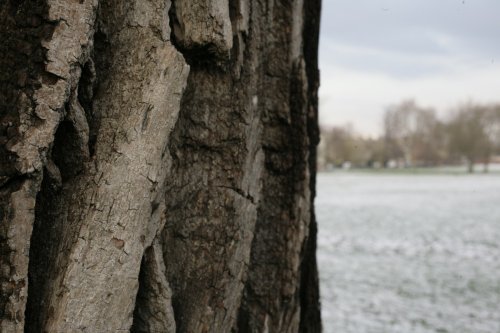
[{"x1": 319, "y1": 0, "x2": 500, "y2": 136}]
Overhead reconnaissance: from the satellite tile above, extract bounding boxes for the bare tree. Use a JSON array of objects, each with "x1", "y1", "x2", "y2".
[
  {"x1": 322, "y1": 125, "x2": 356, "y2": 167},
  {"x1": 383, "y1": 100, "x2": 444, "y2": 167},
  {"x1": 0, "y1": 1, "x2": 321, "y2": 332},
  {"x1": 383, "y1": 102, "x2": 407, "y2": 166},
  {"x1": 447, "y1": 103, "x2": 491, "y2": 173},
  {"x1": 480, "y1": 104, "x2": 500, "y2": 172}
]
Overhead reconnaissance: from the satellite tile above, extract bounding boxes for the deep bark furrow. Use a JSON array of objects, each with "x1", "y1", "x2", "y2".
[
  {"x1": 299, "y1": 0, "x2": 322, "y2": 330},
  {"x1": 0, "y1": 177, "x2": 40, "y2": 332},
  {"x1": 132, "y1": 240, "x2": 176, "y2": 333}
]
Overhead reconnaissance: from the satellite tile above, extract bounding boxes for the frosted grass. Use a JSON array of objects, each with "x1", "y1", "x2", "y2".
[{"x1": 317, "y1": 173, "x2": 500, "y2": 333}]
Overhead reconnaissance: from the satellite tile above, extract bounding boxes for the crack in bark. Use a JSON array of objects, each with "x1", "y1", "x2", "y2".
[{"x1": 216, "y1": 185, "x2": 256, "y2": 204}]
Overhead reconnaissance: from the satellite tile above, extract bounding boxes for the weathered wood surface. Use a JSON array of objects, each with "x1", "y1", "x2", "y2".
[{"x1": 0, "y1": 0, "x2": 321, "y2": 332}]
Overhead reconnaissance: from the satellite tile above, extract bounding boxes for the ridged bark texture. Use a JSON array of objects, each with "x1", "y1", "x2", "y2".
[{"x1": 0, "y1": 0, "x2": 321, "y2": 332}]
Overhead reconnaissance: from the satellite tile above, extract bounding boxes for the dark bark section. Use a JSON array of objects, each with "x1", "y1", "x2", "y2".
[
  {"x1": 0, "y1": 1, "x2": 54, "y2": 330},
  {"x1": 161, "y1": 32, "x2": 263, "y2": 333},
  {"x1": 299, "y1": 0, "x2": 322, "y2": 331},
  {"x1": 164, "y1": 0, "x2": 321, "y2": 331},
  {"x1": 0, "y1": 0, "x2": 52, "y2": 179},
  {"x1": 236, "y1": 1, "x2": 321, "y2": 332}
]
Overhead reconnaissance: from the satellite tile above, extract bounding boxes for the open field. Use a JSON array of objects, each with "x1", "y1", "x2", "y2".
[{"x1": 317, "y1": 172, "x2": 500, "y2": 333}]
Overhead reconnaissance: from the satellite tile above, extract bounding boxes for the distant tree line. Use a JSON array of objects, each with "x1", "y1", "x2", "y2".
[{"x1": 319, "y1": 100, "x2": 500, "y2": 173}]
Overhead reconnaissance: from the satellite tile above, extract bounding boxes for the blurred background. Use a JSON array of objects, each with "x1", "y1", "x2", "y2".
[{"x1": 316, "y1": 1, "x2": 500, "y2": 332}]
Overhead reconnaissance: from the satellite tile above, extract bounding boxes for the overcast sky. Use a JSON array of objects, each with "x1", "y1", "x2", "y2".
[{"x1": 319, "y1": 0, "x2": 500, "y2": 136}]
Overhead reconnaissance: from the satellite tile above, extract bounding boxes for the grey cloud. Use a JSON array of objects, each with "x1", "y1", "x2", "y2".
[{"x1": 321, "y1": 0, "x2": 500, "y2": 75}]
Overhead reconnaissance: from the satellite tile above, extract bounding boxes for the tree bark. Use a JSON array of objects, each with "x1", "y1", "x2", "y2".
[{"x1": 0, "y1": 0, "x2": 321, "y2": 332}]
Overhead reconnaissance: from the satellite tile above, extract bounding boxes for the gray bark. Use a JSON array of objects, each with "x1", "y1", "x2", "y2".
[{"x1": 0, "y1": 0, "x2": 321, "y2": 332}]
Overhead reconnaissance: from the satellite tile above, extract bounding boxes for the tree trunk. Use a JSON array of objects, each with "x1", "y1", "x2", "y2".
[
  {"x1": 0, "y1": 0, "x2": 321, "y2": 332},
  {"x1": 483, "y1": 156, "x2": 490, "y2": 173},
  {"x1": 467, "y1": 158, "x2": 475, "y2": 173}
]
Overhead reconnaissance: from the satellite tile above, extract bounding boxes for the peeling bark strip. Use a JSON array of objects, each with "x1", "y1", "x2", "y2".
[{"x1": 1, "y1": 0, "x2": 321, "y2": 332}]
